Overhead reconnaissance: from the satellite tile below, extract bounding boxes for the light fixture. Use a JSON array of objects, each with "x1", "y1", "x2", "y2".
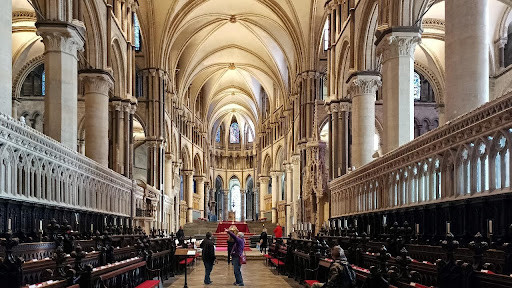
[{"x1": 228, "y1": 63, "x2": 236, "y2": 70}]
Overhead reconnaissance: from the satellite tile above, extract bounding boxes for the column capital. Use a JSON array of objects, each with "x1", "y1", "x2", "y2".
[
  {"x1": 259, "y1": 175, "x2": 270, "y2": 183},
  {"x1": 79, "y1": 69, "x2": 114, "y2": 94},
  {"x1": 182, "y1": 170, "x2": 193, "y2": 176},
  {"x1": 36, "y1": 22, "x2": 85, "y2": 58},
  {"x1": 193, "y1": 175, "x2": 206, "y2": 182},
  {"x1": 376, "y1": 29, "x2": 421, "y2": 63},
  {"x1": 347, "y1": 72, "x2": 382, "y2": 97},
  {"x1": 338, "y1": 101, "x2": 351, "y2": 113},
  {"x1": 291, "y1": 154, "x2": 301, "y2": 165},
  {"x1": 270, "y1": 171, "x2": 282, "y2": 178}
]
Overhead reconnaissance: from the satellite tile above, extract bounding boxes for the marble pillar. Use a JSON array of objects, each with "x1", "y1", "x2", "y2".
[
  {"x1": 241, "y1": 190, "x2": 246, "y2": 221},
  {"x1": 291, "y1": 155, "x2": 300, "y2": 225},
  {"x1": 183, "y1": 170, "x2": 194, "y2": 223},
  {"x1": 164, "y1": 154, "x2": 173, "y2": 197},
  {"x1": 331, "y1": 105, "x2": 340, "y2": 177},
  {"x1": 348, "y1": 72, "x2": 381, "y2": 168},
  {"x1": 285, "y1": 164, "x2": 293, "y2": 235},
  {"x1": 271, "y1": 172, "x2": 279, "y2": 223},
  {"x1": 259, "y1": 176, "x2": 270, "y2": 219},
  {"x1": 377, "y1": 30, "x2": 420, "y2": 153},
  {"x1": 0, "y1": 1, "x2": 11, "y2": 116},
  {"x1": 445, "y1": 0, "x2": 488, "y2": 121},
  {"x1": 80, "y1": 70, "x2": 114, "y2": 166},
  {"x1": 223, "y1": 190, "x2": 229, "y2": 221},
  {"x1": 338, "y1": 103, "x2": 350, "y2": 175},
  {"x1": 37, "y1": 23, "x2": 84, "y2": 149},
  {"x1": 194, "y1": 175, "x2": 205, "y2": 218}
]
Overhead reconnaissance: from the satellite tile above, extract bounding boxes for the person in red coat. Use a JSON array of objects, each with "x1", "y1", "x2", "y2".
[{"x1": 273, "y1": 223, "x2": 283, "y2": 238}]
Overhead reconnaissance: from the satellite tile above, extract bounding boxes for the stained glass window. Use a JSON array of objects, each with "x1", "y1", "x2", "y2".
[
  {"x1": 413, "y1": 72, "x2": 421, "y2": 101},
  {"x1": 134, "y1": 14, "x2": 141, "y2": 51},
  {"x1": 230, "y1": 122, "x2": 240, "y2": 144},
  {"x1": 41, "y1": 71, "x2": 45, "y2": 96},
  {"x1": 215, "y1": 127, "x2": 221, "y2": 143}
]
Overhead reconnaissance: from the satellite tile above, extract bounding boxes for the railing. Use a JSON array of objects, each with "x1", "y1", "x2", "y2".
[
  {"x1": 330, "y1": 93, "x2": 512, "y2": 217},
  {"x1": 0, "y1": 114, "x2": 135, "y2": 216}
]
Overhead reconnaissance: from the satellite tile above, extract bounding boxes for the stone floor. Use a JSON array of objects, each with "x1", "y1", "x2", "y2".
[{"x1": 162, "y1": 259, "x2": 303, "y2": 288}]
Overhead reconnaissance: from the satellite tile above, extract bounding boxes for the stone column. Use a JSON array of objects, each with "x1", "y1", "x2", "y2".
[
  {"x1": 37, "y1": 23, "x2": 84, "y2": 149},
  {"x1": 445, "y1": 0, "x2": 488, "y2": 121},
  {"x1": 338, "y1": 102, "x2": 350, "y2": 175},
  {"x1": 285, "y1": 164, "x2": 293, "y2": 235},
  {"x1": 241, "y1": 190, "x2": 246, "y2": 221},
  {"x1": 291, "y1": 155, "x2": 300, "y2": 225},
  {"x1": 164, "y1": 154, "x2": 173, "y2": 197},
  {"x1": 348, "y1": 72, "x2": 381, "y2": 168},
  {"x1": 271, "y1": 171, "x2": 279, "y2": 223},
  {"x1": 331, "y1": 104, "x2": 340, "y2": 177},
  {"x1": 0, "y1": 1, "x2": 11, "y2": 116},
  {"x1": 259, "y1": 176, "x2": 270, "y2": 219},
  {"x1": 183, "y1": 170, "x2": 194, "y2": 223},
  {"x1": 194, "y1": 175, "x2": 205, "y2": 218},
  {"x1": 79, "y1": 70, "x2": 113, "y2": 166},
  {"x1": 376, "y1": 30, "x2": 420, "y2": 153},
  {"x1": 223, "y1": 190, "x2": 229, "y2": 221}
]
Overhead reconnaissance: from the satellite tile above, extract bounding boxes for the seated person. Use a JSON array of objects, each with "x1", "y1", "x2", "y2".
[{"x1": 311, "y1": 246, "x2": 356, "y2": 288}]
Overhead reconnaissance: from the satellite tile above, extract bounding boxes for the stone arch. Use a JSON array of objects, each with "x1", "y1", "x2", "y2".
[{"x1": 110, "y1": 38, "x2": 126, "y2": 98}]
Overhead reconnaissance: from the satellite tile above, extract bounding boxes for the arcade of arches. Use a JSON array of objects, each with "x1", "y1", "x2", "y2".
[{"x1": 2, "y1": 0, "x2": 512, "y2": 238}]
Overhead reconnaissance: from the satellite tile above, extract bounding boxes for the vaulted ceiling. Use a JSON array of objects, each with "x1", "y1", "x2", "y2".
[{"x1": 137, "y1": 0, "x2": 326, "y2": 136}]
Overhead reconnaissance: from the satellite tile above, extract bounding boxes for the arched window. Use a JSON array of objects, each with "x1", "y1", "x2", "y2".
[
  {"x1": 413, "y1": 72, "x2": 421, "y2": 101},
  {"x1": 230, "y1": 122, "x2": 240, "y2": 144},
  {"x1": 22, "y1": 64, "x2": 45, "y2": 96},
  {"x1": 134, "y1": 14, "x2": 141, "y2": 51},
  {"x1": 246, "y1": 127, "x2": 254, "y2": 143},
  {"x1": 323, "y1": 20, "x2": 329, "y2": 51},
  {"x1": 413, "y1": 71, "x2": 435, "y2": 102},
  {"x1": 215, "y1": 126, "x2": 221, "y2": 143}
]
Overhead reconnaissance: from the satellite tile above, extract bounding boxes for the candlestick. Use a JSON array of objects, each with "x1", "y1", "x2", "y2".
[
  {"x1": 338, "y1": 219, "x2": 342, "y2": 229},
  {"x1": 91, "y1": 223, "x2": 94, "y2": 233},
  {"x1": 114, "y1": 218, "x2": 117, "y2": 225},
  {"x1": 446, "y1": 222, "x2": 451, "y2": 234},
  {"x1": 354, "y1": 219, "x2": 358, "y2": 227},
  {"x1": 8, "y1": 218, "x2": 11, "y2": 230},
  {"x1": 488, "y1": 220, "x2": 493, "y2": 234},
  {"x1": 344, "y1": 219, "x2": 348, "y2": 229},
  {"x1": 383, "y1": 215, "x2": 387, "y2": 227},
  {"x1": 39, "y1": 220, "x2": 43, "y2": 231},
  {"x1": 367, "y1": 225, "x2": 371, "y2": 235},
  {"x1": 415, "y1": 223, "x2": 420, "y2": 235}
]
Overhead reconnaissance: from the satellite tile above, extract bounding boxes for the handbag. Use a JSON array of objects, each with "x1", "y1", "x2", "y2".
[{"x1": 241, "y1": 252, "x2": 247, "y2": 264}]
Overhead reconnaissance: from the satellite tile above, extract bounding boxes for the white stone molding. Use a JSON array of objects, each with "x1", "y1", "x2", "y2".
[
  {"x1": 37, "y1": 23, "x2": 85, "y2": 58},
  {"x1": 329, "y1": 92, "x2": 512, "y2": 217},
  {"x1": 0, "y1": 113, "x2": 133, "y2": 216},
  {"x1": 377, "y1": 32, "x2": 421, "y2": 63},
  {"x1": 348, "y1": 76, "x2": 382, "y2": 97}
]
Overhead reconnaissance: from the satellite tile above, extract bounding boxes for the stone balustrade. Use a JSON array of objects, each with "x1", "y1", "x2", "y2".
[
  {"x1": 330, "y1": 92, "x2": 512, "y2": 217},
  {"x1": 0, "y1": 113, "x2": 136, "y2": 217}
]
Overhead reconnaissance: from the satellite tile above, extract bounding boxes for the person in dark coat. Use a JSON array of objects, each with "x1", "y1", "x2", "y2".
[
  {"x1": 176, "y1": 226, "x2": 185, "y2": 245},
  {"x1": 259, "y1": 228, "x2": 268, "y2": 254},
  {"x1": 200, "y1": 232, "x2": 216, "y2": 285}
]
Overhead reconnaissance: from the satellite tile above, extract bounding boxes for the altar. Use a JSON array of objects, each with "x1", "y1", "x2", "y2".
[{"x1": 215, "y1": 221, "x2": 250, "y2": 233}]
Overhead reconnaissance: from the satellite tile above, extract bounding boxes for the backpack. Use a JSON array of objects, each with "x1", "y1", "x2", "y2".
[{"x1": 335, "y1": 261, "x2": 357, "y2": 288}]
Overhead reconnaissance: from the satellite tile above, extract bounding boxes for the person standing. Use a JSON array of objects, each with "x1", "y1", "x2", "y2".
[
  {"x1": 273, "y1": 223, "x2": 283, "y2": 238},
  {"x1": 226, "y1": 229, "x2": 245, "y2": 286},
  {"x1": 200, "y1": 232, "x2": 216, "y2": 285},
  {"x1": 259, "y1": 228, "x2": 268, "y2": 254},
  {"x1": 227, "y1": 225, "x2": 238, "y2": 264}
]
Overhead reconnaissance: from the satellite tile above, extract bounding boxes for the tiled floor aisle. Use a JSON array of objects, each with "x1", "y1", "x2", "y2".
[{"x1": 163, "y1": 260, "x2": 303, "y2": 288}]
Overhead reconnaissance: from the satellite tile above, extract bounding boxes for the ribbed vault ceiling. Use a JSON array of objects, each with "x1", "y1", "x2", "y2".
[{"x1": 138, "y1": 0, "x2": 325, "y2": 137}]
